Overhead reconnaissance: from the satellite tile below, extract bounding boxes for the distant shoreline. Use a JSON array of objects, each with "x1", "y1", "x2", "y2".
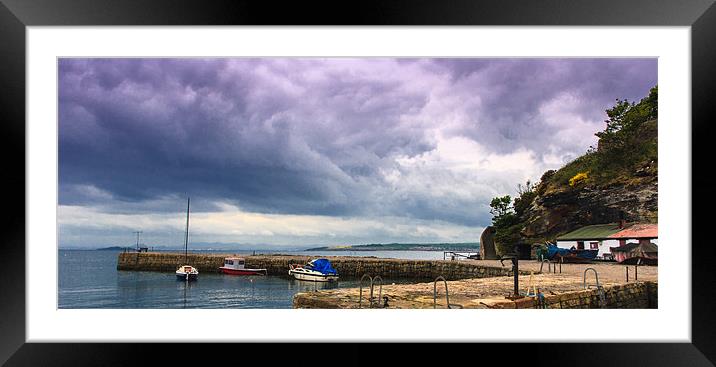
[
  {"x1": 304, "y1": 243, "x2": 480, "y2": 252},
  {"x1": 304, "y1": 248, "x2": 479, "y2": 252},
  {"x1": 61, "y1": 243, "x2": 480, "y2": 252}
]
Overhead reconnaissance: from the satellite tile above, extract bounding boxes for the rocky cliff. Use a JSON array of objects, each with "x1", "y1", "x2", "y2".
[
  {"x1": 520, "y1": 178, "x2": 657, "y2": 242},
  {"x1": 510, "y1": 117, "x2": 658, "y2": 245}
]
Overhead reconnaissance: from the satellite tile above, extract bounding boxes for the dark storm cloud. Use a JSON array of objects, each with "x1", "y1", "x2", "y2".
[
  {"x1": 430, "y1": 58, "x2": 657, "y2": 154},
  {"x1": 59, "y1": 58, "x2": 656, "y2": 227}
]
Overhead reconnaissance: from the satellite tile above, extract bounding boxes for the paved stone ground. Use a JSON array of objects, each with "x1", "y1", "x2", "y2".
[
  {"x1": 293, "y1": 261, "x2": 657, "y2": 309},
  {"x1": 464, "y1": 259, "x2": 657, "y2": 283}
]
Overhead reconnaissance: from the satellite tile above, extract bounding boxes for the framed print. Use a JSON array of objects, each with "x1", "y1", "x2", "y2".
[{"x1": 2, "y1": 0, "x2": 715, "y2": 365}]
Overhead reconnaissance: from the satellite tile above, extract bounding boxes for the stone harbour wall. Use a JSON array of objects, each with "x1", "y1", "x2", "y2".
[
  {"x1": 117, "y1": 252, "x2": 226, "y2": 273},
  {"x1": 116, "y1": 252, "x2": 523, "y2": 280},
  {"x1": 495, "y1": 281, "x2": 658, "y2": 309}
]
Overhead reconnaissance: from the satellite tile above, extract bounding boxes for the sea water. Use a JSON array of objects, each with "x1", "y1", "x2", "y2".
[{"x1": 58, "y1": 249, "x2": 464, "y2": 308}]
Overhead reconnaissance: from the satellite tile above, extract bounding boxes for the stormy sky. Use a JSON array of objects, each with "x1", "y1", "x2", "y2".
[{"x1": 58, "y1": 58, "x2": 657, "y2": 249}]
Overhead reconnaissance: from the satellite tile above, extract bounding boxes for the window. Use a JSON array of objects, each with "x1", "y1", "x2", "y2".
[
  {"x1": 577, "y1": 241, "x2": 585, "y2": 250},
  {"x1": 590, "y1": 242, "x2": 599, "y2": 250}
]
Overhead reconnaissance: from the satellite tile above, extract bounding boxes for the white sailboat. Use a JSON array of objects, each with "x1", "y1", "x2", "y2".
[{"x1": 175, "y1": 197, "x2": 198, "y2": 281}]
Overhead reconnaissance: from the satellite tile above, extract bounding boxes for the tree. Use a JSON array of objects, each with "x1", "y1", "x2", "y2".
[
  {"x1": 489, "y1": 195, "x2": 513, "y2": 219},
  {"x1": 595, "y1": 85, "x2": 658, "y2": 145},
  {"x1": 489, "y1": 195, "x2": 520, "y2": 255}
]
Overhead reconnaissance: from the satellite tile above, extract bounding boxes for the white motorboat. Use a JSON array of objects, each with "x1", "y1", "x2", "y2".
[
  {"x1": 288, "y1": 258, "x2": 339, "y2": 282},
  {"x1": 219, "y1": 257, "x2": 267, "y2": 275},
  {"x1": 176, "y1": 265, "x2": 199, "y2": 281}
]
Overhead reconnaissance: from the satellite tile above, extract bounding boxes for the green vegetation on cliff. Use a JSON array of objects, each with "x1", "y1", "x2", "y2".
[{"x1": 490, "y1": 86, "x2": 658, "y2": 255}]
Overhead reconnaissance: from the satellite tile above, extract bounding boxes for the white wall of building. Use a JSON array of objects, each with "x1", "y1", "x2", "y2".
[{"x1": 556, "y1": 238, "x2": 658, "y2": 258}]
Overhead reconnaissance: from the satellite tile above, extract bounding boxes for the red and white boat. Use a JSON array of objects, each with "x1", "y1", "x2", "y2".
[{"x1": 219, "y1": 257, "x2": 267, "y2": 275}]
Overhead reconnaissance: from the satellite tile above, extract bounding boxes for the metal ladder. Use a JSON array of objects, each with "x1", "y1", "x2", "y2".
[
  {"x1": 358, "y1": 274, "x2": 384, "y2": 308},
  {"x1": 433, "y1": 276, "x2": 462, "y2": 309},
  {"x1": 583, "y1": 267, "x2": 606, "y2": 308},
  {"x1": 539, "y1": 259, "x2": 552, "y2": 273},
  {"x1": 539, "y1": 258, "x2": 562, "y2": 274}
]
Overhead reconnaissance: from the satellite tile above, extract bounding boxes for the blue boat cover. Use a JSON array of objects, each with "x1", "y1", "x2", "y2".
[
  {"x1": 545, "y1": 243, "x2": 571, "y2": 259},
  {"x1": 306, "y1": 258, "x2": 338, "y2": 275},
  {"x1": 544, "y1": 243, "x2": 598, "y2": 260}
]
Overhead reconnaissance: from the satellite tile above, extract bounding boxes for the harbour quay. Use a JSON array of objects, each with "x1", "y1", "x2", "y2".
[
  {"x1": 292, "y1": 260, "x2": 658, "y2": 309},
  {"x1": 116, "y1": 252, "x2": 657, "y2": 309},
  {"x1": 293, "y1": 272, "x2": 657, "y2": 309}
]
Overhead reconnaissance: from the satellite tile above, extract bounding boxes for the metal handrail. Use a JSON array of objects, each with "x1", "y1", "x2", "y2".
[
  {"x1": 371, "y1": 276, "x2": 383, "y2": 308},
  {"x1": 596, "y1": 286, "x2": 606, "y2": 308},
  {"x1": 443, "y1": 251, "x2": 479, "y2": 261},
  {"x1": 359, "y1": 274, "x2": 385, "y2": 308},
  {"x1": 583, "y1": 267, "x2": 606, "y2": 308},
  {"x1": 539, "y1": 259, "x2": 552, "y2": 273},
  {"x1": 358, "y1": 274, "x2": 372, "y2": 308},
  {"x1": 583, "y1": 267, "x2": 600, "y2": 289},
  {"x1": 524, "y1": 271, "x2": 537, "y2": 296},
  {"x1": 433, "y1": 276, "x2": 451, "y2": 309}
]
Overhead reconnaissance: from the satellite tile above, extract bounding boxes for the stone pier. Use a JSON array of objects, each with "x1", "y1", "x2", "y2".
[
  {"x1": 116, "y1": 252, "x2": 526, "y2": 280},
  {"x1": 292, "y1": 274, "x2": 658, "y2": 309}
]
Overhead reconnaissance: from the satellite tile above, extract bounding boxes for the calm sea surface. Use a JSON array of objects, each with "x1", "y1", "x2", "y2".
[{"x1": 58, "y1": 249, "x2": 470, "y2": 309}]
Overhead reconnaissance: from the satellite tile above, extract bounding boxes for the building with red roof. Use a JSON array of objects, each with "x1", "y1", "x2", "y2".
[
  {"x1": 556, "y1": 222, "x2": 658, "y2": 260},
  {"x1": 609, "y1": 223, "x2": 658, "y2": 240}
]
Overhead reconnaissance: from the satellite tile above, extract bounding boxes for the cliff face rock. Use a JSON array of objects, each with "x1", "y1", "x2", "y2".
[
  {"x1": 479, "y1": 226, "x2": 498, "y2": 260},
  {"x1": 520, "y1": 179, "x2": 657, "y2": 242}
]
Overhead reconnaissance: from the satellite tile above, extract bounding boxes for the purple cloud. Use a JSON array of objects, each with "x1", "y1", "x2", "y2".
[{"x1": 59, "y1": 58, "x2": 657, "y2": 230}]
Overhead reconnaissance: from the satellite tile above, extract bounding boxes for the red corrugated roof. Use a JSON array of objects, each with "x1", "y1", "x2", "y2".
[{"x1": 608, "y1": 223, "x2": 658, "y2": 239}]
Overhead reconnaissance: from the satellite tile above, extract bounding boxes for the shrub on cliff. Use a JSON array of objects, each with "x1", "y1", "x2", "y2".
[
  {"x1": 569, "y1": 172, "x2": 589, "y2": 186},
  {"x1": 513, "y1": 180, "x2": 537, "y2": 216}
]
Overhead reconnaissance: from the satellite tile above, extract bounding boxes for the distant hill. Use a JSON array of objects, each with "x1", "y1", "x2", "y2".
[
  {"x1": 95, "y1": 246, "x2": 127, "y2": 251},
  {"x1": 305, "y1": 242, "x2": 480, "y2": 251}
]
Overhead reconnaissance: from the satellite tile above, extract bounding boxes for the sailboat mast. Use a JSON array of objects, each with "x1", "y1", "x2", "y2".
[{"x1": 184, "y1": 197, "x2": 190, "y2": 263}]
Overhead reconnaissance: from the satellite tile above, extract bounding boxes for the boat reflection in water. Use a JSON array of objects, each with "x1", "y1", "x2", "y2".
[
  {"x1": 177, "y1": 277, "x2": 195, "y2": 309},
  {"x1": 288, "y1": 277, "x2": 341, "y2": 292}
]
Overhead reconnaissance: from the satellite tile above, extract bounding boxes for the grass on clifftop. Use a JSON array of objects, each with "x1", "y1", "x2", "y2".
[{"x1": 540, "y1": 87, "x2": 658, "y2": 194}]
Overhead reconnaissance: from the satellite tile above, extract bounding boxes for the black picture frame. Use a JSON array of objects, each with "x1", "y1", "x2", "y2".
[{"x1": 1, "y1": 0, "x2": 714, "y2": 365}]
